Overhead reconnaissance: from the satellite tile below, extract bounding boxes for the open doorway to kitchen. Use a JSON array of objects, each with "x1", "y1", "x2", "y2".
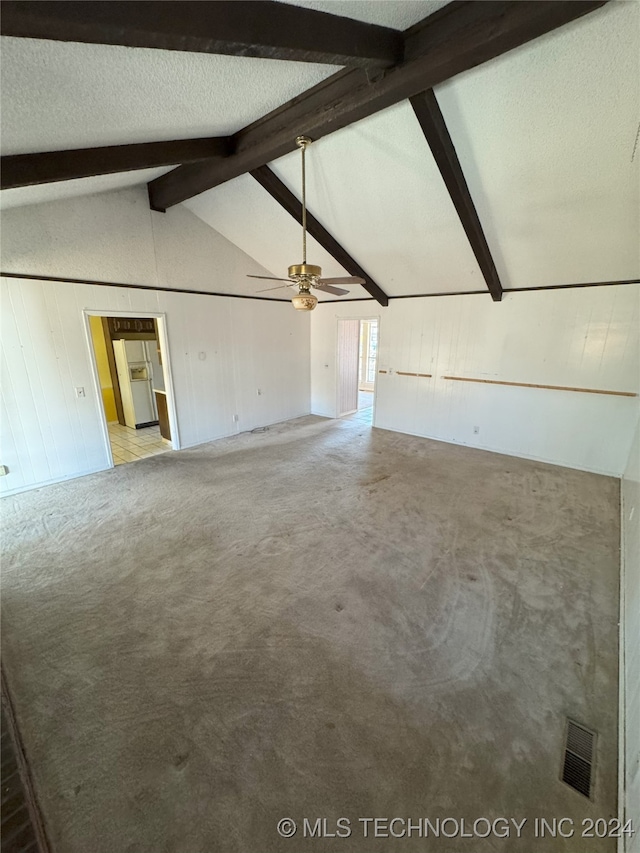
[
  {"x1": 85, "y1": 313, "x2": 178, "y2": 467},
  {"x1": 336, "y1": 317, "x2": 379, "y2": 426}
]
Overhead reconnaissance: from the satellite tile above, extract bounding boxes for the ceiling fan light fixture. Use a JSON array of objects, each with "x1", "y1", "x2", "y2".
[{"x1": 292, "y1": 291, "x2": 318, "y2": 311}]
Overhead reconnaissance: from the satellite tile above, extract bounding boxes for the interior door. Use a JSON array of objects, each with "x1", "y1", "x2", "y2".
[
  {"x1": 337, "y1": 319, "x2": 360, "y2": 416},
  {"x1": 112, "y1": 339, "x2": 136, "y2": 427}
]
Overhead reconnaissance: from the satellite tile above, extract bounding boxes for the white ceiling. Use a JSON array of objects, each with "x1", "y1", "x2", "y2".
[
  {"x1": 184, "y1": 174, "x2": 367, "y2": 301},
  {"x1": 0, "y1": 0, "x2": 441, "y2": 158},
  {"x1": 0, "y1": 36, "x2": 339, "y2": 154},
  {"x1": 280, "y1": 0, "x2": 448, "y2": 29},
  {"x1": 1, "y1": 0, "x2": 638, "y2": 300},
  {"x1": 187, "y1": 101, "x2": 486, "y2": 297},
  {"x1": 434, "y1": 0, "x2": 640, "y2": 289},
  {"x1": 0, "y1": 167, "x2": 173, "y2": 211},
  {"x1": 185, "y1": 1, "x2": 639, "y2": 297}
]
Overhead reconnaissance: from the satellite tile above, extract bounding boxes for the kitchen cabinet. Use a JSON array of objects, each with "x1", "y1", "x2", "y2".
[
  {"x1": 155, "y1": 391, "x2": 171, "y2": 441},
  {"x1": 107, "y1": 317, "x2": 156, "y2": 339}
]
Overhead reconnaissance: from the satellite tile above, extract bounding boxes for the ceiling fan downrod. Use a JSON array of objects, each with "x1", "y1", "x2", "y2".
[
  {"x1": 296, "y1": 135, "x2": 310, "y2": 266},
  {"x1": 290, "y1": 135, "x2": 319, "y2": 281},
  {"x1": 290, "y1": 135, "x2": 320, "y2": 311}
]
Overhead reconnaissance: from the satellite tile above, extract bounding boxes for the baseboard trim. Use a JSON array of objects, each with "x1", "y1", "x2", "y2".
[
  {"x1": 0, "y1": 464, "x2": 112, "y2": 497},
  {"x1": 372, "y1": 423, "x2": 623, "y2": 478}
]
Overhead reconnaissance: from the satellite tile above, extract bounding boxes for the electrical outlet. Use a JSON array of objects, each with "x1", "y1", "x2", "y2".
[
  {"x1": 473, "y1": 425, "x2": 480, "y2": 434},
  {"x1": 75, "y1": 387, "x2": 86, "y2": 398},
  {"x1": 257, "y1": 389, "x2": 262, "y2": 396},
  {"x1": 233, "y1": 414, "x2": 239, "y2": 423}
]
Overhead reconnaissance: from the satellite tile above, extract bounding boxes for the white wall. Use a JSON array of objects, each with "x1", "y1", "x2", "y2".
[
  {"x1": 0, "y1": 188, "x2": 310, "y2": 495},
  {"x1": 0, "y1": 183, "x2": 294, "y2": 297},
  {"x1": 311, "y1": 285, "x2": 639, "y2": 476},
  {"x1": 621, "y1": 413, "x2": 640, "y2": 852}
]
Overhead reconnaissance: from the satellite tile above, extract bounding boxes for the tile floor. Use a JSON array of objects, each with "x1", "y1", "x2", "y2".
[
  {"x1": 107, "y1": 423, "x2": 171, "y2": 466},
  {"x1": 344, "y1": 390, "x2": 374, "y2": 426},
  {"x1": 358, "y1": 390, "x2": 374, "y2": 410}
]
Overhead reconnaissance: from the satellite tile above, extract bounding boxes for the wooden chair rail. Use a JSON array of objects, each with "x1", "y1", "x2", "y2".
[
  {"x1": 441, "y1": 376, "x2": 637, "y2": 398},
  {"x1": 378, "y1": 370, "x2": 432, "y2": 377}
]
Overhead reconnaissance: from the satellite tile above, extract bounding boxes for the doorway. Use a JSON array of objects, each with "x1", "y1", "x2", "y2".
[
  {"x1": 357, "y1": 319, "x2": 378, "y2": 418},
  {"x1": 336, "y1": 317, "x2": 379, "y2": 425},
  {"x1": 86, "y1": 313, "x2": 178, "y2": 466}
]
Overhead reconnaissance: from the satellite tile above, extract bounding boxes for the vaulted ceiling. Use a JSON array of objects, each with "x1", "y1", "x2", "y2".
[{"x1": 1, "y1": 0, "x2": 638, "y2": 304}]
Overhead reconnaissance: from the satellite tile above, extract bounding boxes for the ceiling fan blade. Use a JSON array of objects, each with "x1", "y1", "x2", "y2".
[
  {"x1": 314, "y1": 283, "x2": 350, "y2": 296},
  {"x1": 318, "y1": 276, "x2": 365, "y2": 286},
  {"x1": 256, "y1": 284, "x2": 292, "y2": 292},
  {"x1": 247, "y1": 274, "x2": 292, "y2": 282}
]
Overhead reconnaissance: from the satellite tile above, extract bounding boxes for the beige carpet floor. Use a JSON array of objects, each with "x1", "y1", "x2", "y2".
[{"x1": 1, "y1": 415, "x2": 620, "y2": 852}]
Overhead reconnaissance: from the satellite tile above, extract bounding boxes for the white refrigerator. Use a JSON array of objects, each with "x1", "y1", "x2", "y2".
[{"x1": 113, "y1": 339, "x2": 160, "y2": 428}]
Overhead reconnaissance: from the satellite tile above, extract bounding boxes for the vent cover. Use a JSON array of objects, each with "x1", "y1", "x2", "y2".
[{"x1": 562, "y1": 719, "x2": 596, "y2": 798}]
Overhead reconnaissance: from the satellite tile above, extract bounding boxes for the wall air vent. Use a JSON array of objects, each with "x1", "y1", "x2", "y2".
[{"x1": 562, "y1": 719, "x2": 596, "y2": 798}]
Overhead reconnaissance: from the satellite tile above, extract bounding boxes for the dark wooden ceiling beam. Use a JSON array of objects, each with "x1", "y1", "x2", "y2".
[
  {"x1": 148, "y1": 1, "x2": 607, "y2": 211},
  {"x1": 410, "y1": 90, "x2": 503, "y2": 302},
  {"x1": 1, "y1": 138, "x2": 230, "y2": 190},
  {"x1": 0, "y1": 1, "x2": 403, "y2": 68},
  {"x1": 251, "y1": 165, "x2": 389, "y2": 307}
]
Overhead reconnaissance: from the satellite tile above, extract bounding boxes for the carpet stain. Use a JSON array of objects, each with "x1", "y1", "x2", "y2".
[{"x1": 359, "y1": 473, "x2": 391, "y2": 487}]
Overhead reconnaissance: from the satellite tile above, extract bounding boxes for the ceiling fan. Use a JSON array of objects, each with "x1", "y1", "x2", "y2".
[{"x1": 247, "y1": 136, "x2": 366, "y2": 311}]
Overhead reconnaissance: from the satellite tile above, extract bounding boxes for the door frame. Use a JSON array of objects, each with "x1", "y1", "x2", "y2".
[
  {"x1": 335, "y1": 314, "x2": 380, "y2": 419},
  {"x1": 98, "y1": 316, "x2": 126, "y2": 425},
  {"x1": 83, "y1": 309, "x2": 181, "y2": 468}
]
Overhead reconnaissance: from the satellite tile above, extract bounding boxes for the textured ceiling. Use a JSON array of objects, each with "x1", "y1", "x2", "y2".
[
  {"x1": 1, "y1": 1, "x2": 638, "y2": 300},
  {"x1": 0, "y1": 168, "x2": 173, "y2": 211},
  {"x1": 280, "y1": 0, "x2": 448, "y2": 29},
  {"x1": 434, "y1": 0, "x2": 640, "y2": 289},
  {"x1": 184, "y1": 174, "x2": 366, "y2": 302},
  {"x1": 186, "y1": 0, "x2": 639, "y2": 296},
  {"x1": 187, "y1": 101, "x2": 485, "y2": 298},
  {"x1": 0, "y1": 36, "x2": 339, "y2": 155}
]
